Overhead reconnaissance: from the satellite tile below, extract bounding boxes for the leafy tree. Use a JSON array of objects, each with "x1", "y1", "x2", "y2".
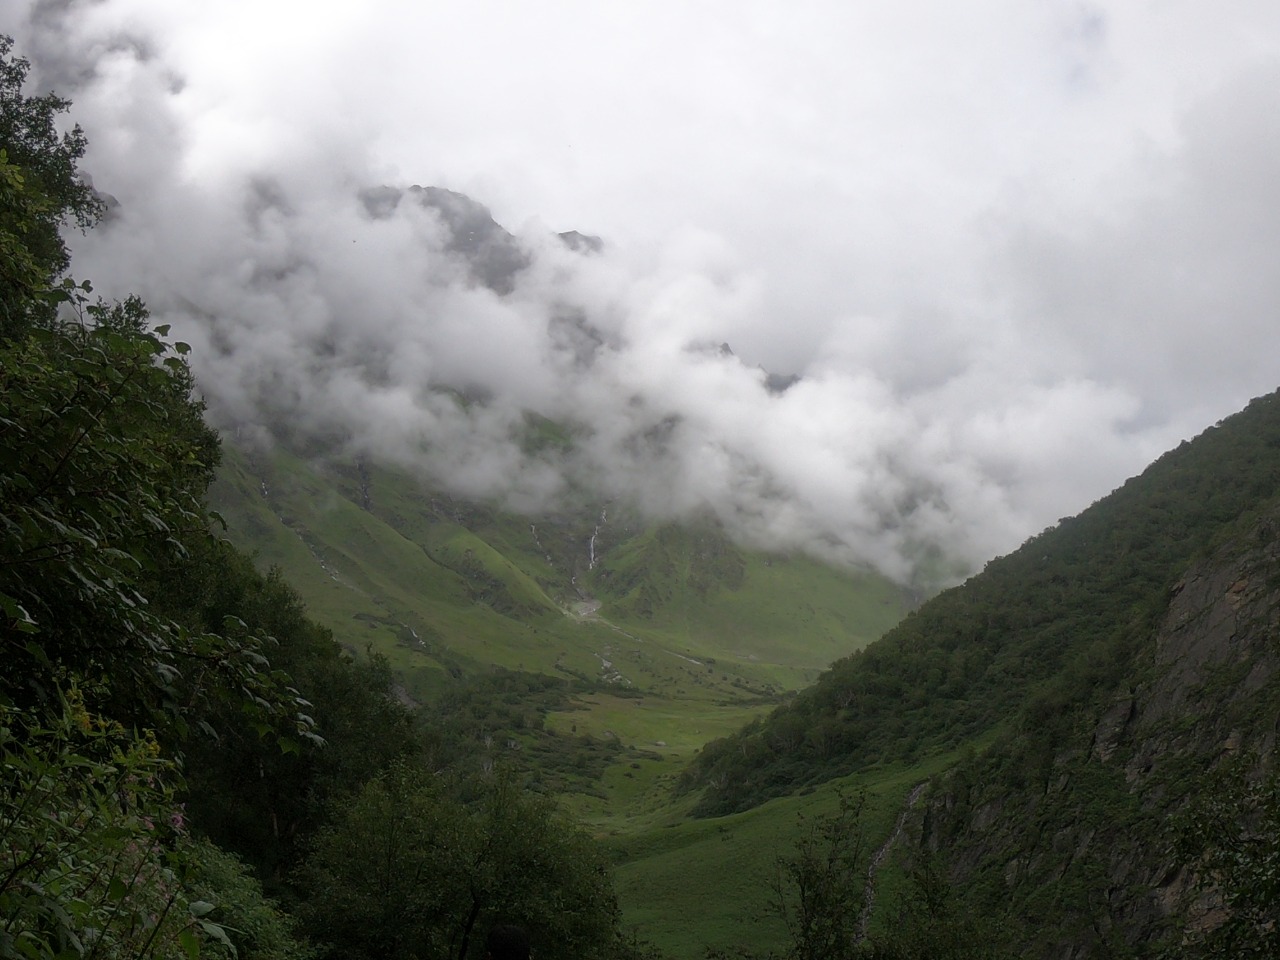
[
  {"x1": 0, "y1": 36, "x2": 330, "y2": 953},
  {"x1": 1170, "y1": 759, "x2": 1280, "y2": 959},
  {"x1": 297, "y1": 764, "x2": 622, "y2": 960},
  {"x1": 769, "y1": 789, "x2": 869, "y2": 960},
  {"x1": 0, "y1": 151, "x2": 49, "y2": 317},
  {"x1": 182, "y1": 838, "x2": 314, "y2": 960},
  {"x1": 0, "y1": 34, "x2": 102, "y2": 337},
  {"x1": 865, "y1": 860, "x2": 1009, "y2": 960},
  {"x1": 0, "y1": 291, "x2": 311, "y2": 744},
  {"x1": 172, "y1": 551, "x2": 423, "y2": 887},
  {"x1": 0, "y1": 696, "x2": 238, "y2": 960}
]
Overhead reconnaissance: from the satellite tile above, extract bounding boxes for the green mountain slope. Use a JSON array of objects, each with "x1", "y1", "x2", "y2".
[
  {"x1": 208, "y1": 439, "x2": 909, "y2": 754},
  {"x1": 670, "y1": 388, "x2": 1280, "y2": 956},
  {"x1": 685, "y1": 389, "x2": 1280, "y2": 816},
  {"x1": 888, "y1": 495, "x2": 1280, "y2": 956}
]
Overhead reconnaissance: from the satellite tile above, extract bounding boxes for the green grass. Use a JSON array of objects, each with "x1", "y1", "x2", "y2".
[
  {"x1": 603, "y1": 752, "x2": 968, "y2": 960},
  {"x1": 209, "y1": 442, "x2": 909, "y2": 710},
  {"x1": 208, "y1": 438, "x2": 930, "y2": 955},
  {"x1": 606, "y1": 551, "x2": 904, "y2": 675}
]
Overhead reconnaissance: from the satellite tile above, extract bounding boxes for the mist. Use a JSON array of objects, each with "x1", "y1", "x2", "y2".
[{"x1": 6, "y1": 0, "x2": 1280, "y2": 587}]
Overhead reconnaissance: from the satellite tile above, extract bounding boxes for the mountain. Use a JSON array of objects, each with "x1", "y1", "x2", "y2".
[
  {"x1": 359, "y1": 184, "x2": 532, "y2": 293},
  {"x1": 678, "y1": 388, "x2": 1280, "y2": 955},
  {"x1": 201, "y1": 181, "x2": 1280, "y2": 956},
  {"x1": 207, "y1": 436, "x2": 909, "y2": 766},
  {"x1": 910, "y1": 505, "x2": 1280, "y2": 956}
]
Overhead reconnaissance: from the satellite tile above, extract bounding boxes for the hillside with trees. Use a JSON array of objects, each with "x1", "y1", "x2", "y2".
[
  {"x1": 685, "y1": 391, "x2": 1280, "y2": 815},
  {"x1": 0, "y1": 36, "x2": 646, "y2": 960},
  {"x1": 680, "y1": 390, "x2": 1280, "y2": 955}
]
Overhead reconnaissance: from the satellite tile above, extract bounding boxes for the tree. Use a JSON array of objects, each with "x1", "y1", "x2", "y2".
[
  {"x1": 0, "y1": 696, "x2": 248, "y2": 960},
  {"x1": 0, "y1": 151, "x2": 48, "y2": 316},
  {"x1": 1171, "y1": 759, "x2": 1280, "y2": 959},
  {"x1": 0, "y1": 35, "x2": 299, "y2": 737},
  {"x1": 0, "y1": 35, "x2": 102, "y2": 337},
  {"x1": 172, "y1": 552, "x2": 423, "y2": 887},
  {"x1": 0, "y1": 31, "x2": 447, "y2": 960},
  {"x1": 297, "y1": 764, "x2": 622, "y2": 960},
  {"x1": 864, "y1": 860, "x2": 1009, "y2": 960},
  {"x1": 0, "y1": 292, "x2": 311, "y2": 744},
  {"x1": 769, "y1": 789, "x2": 869, "y2": 960}
]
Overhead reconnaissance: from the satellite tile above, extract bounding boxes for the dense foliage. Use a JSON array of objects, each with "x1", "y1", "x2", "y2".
[
  {"x1": 1170, "y1": 757, "x2": 1280, "y2": 958},
  {"x1": 685, "y1": 393, "x2": 1280, "y2": 815},
  {"x1": 298, "y1": 765, "x2": 622, "y2": 960},
  {"x1": 0, "y1": 35, "x2": 99, "y2": 338}
]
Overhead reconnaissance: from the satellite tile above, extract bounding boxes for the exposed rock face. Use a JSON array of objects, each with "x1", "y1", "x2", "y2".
[
  {"x1": 358, "y1": 184, "x2": 531, "y2": 294},
  {"x1": 357, "y1": 187, "x2": 610, "y2": 295},
  {"x1": 557, "y1": 230, "x2": 604, "y2": 254},
  {"x1": 913, "y1": 511, "x2": 1280, "y2": 957},
  {"x1": 1126, "y1": 532, "x2": 1280, "y2": 774}
]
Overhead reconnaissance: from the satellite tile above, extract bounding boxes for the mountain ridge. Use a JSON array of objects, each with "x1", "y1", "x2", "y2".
[{"x1": 665, "y1": 387, "x2": 1280, "y2": 956}]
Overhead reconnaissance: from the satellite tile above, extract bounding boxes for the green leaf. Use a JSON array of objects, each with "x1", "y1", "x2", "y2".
[
  {"x1": 198, "y1": 919, "x2": 237, "y2": 956},
  {"x1": 180, "y1": 927, "x2": 202, "y2": 960}
]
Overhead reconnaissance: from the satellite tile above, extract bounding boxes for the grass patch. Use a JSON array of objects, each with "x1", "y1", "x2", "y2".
[{"x1": 605, "y1": 756, "x2": 958, "y2": 960}]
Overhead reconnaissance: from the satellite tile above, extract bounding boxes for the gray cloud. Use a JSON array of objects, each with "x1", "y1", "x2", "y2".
[{"x1": 5, "y1": 0, "x2": 1280, "y2": 588}]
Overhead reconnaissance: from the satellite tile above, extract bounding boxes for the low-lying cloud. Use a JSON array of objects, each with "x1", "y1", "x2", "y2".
[{"x1": 7, "y1": 1, "x2": 1280, "y2": 588}]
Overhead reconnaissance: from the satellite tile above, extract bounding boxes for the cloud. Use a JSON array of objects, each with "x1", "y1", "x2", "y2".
[{"x1": 5, "y1": 0, "x2": 1280, "y2": 588}]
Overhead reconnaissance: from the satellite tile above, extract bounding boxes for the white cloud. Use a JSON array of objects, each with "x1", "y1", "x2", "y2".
[{"x1": 4, "y1": 0, "x2": 1280, "y2": 587}]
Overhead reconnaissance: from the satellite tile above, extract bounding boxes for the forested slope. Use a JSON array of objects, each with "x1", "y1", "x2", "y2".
[
  {"x1": 904, "y1": 503, "x2": 1280, "y2": 956},
  {"x1": 685, "y1": 390, "x2": 1280, "y2": 815},
  {"x1": 675, "y1": 388, "x2": 1280, "y2": 957}
]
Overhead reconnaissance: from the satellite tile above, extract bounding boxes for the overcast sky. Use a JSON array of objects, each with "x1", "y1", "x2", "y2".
[{"x1": 5, "y1": 1, "x2": 1280, "y2": 586}]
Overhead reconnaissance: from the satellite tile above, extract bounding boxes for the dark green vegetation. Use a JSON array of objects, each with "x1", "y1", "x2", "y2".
[
  {"x1": 1171, "y1": 758, "x2": 1280, "y2": 958},
  {"x1": 686, "y1": 395, "x2": 1280, "y2": 815},
  {"x1": 296, "y1": 767, "x2": 619, "y2": 960},
  {"x1": 678, "y1": 395, "x2": 1280, "y2": 956},
  {"x1": 0, "y1": 40, "x2": 646, "y2": 960},
  {"x1": 0, "y1": 35, "x2": 100, "y2": 339}
]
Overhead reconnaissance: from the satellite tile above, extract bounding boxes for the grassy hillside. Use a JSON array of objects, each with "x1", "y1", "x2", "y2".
[{"x1": 208, "y1": 440, "x2": 908, "y2": 760}]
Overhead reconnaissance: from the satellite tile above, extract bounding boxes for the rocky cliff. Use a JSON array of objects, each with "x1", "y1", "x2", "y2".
[{"x1": 913, "y1": 508, "x2": 1280, "y2": 957}]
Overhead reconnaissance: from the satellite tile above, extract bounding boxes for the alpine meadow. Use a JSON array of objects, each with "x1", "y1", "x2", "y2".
[{"x1": 3, "y1": 15, "x2": 1280, "y2": 960}]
